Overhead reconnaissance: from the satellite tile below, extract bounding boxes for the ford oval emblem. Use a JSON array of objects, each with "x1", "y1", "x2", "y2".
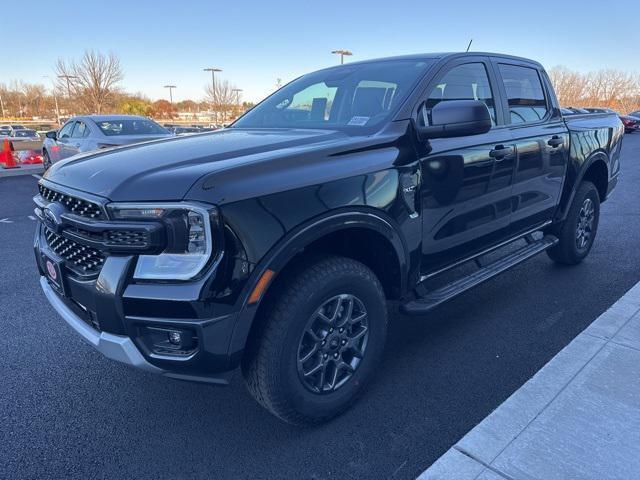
[{"x1": 42, "y1": 204, "x2": 63, "y2": 233}]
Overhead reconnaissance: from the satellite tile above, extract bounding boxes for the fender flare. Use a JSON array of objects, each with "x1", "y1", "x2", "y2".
[
  {"x1": 226, "y1": 208, "x2": 409, "y2": 358},
  {"x1": 555, "y1": 151, "x2": 609, "y2": 222}
]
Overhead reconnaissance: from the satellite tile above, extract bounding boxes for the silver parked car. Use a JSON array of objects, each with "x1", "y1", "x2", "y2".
[
  {"x1": 10, "y1": 129, "x2": 41, "y2": 141},
  {"x1": 42, "y1": 115, "x2": 172, "y2": 168}
]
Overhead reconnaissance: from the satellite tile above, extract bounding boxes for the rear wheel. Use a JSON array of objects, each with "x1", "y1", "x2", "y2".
[
  {"x1": 242, "y1": 255, "x2": 387, "y2": 425},
  {"x1": 547, "y1": 181, "x2": 600, "y2": 265}
]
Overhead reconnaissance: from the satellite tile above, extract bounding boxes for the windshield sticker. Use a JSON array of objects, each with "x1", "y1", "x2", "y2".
[{"x1": 348, "y1": 116, "x2": 370, "y2": 126}]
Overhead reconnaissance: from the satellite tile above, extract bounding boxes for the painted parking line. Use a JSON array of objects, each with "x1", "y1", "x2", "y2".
[{"x1": 0, "y1": 215, "x2": 37, "y2": 224}]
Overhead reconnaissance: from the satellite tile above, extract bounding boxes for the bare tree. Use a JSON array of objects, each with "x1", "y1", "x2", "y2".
[
  {"x1": 548, "y1": 66, "x2": 589, "y2": 107},
  {"x1": 55, "y1": 50, "x2": 123, "y2": 114},
  {"x1": 548, "y1": 66, "x2": 640, "y2": 112},
  {"x1": 204, "y1": 79, "x2": 239, "y2": 122}
]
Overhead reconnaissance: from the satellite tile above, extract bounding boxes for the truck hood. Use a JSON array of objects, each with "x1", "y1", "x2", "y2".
[{"x1": 43, "y1": 128, "x2": 348, "y2": 201}]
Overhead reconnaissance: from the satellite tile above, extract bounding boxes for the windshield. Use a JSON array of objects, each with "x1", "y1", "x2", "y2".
[
  {"x1": 233, "y1": 59, "x2": 434, "y2": 131},
  {"x1": 95, "y1": 119, "x2": 169, "y2": 136},
  {"x1": 14, "y1": 130, "x2": 36, "y2": 137}
]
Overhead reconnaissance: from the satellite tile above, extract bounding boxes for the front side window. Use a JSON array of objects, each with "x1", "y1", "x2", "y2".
[
  {"x1": 233, "y1": 59, "x2": 435, "y2": 130},
  {"x1": 427, "y1": 63, "x2": 496, "y2": 125},
  {"x1": 498, "y1": 64, "x2": 549, "y2": 124},
  {"x1": 58, "y1": 122, "x2": 75, "y2": 139}
]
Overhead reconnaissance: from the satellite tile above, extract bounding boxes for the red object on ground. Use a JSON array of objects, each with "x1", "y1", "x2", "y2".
[{"x1": 0, "y1": 139, "x2": 18, "y2": 169}]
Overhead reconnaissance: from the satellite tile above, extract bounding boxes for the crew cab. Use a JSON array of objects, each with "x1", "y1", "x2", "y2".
[{"x1": 34, "y1": 52, "x2": 623, "y2": 425}]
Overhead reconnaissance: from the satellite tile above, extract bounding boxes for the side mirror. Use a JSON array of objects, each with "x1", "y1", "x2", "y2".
[
  {"x1": 45, "y1": 130, "x2": 57, "y2": 141},
  {"x1": 417, "y1": 100, "x2": 492, "y2": 140}
]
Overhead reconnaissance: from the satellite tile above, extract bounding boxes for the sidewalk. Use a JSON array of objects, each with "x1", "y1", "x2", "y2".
[
  {"x1": 0, "y1": 164, "x2": 43, "y2": 178},
  {"x1": 419, "y1": 281, "x2": 640, "y2": 480}
]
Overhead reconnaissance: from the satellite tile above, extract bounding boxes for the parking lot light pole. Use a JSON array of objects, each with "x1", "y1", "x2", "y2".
[
  {"x1": 58, "y1": 74, "x2": 77, "y2": 117},
  {"x1": 231, "y1": 88, "x2": 243, "y2": 105},
  {"x1": 331, "y1": 50, "x2": 353, "y2": 64},
  {"x1": 203, "y1": 67, "x2": 222, "y2": 122},
  {"x1": 43, "y1": 76, "x2": 61, "y2": 125},
  {"x1": 231, "y1": 88, "x2": 243, "y2": 119},
  {"x1": 57, "y1": 74, "x2": 77, "y2": 98},
  {"x1": 164, "y1": 85, "x2": 177, "y2": 104}
]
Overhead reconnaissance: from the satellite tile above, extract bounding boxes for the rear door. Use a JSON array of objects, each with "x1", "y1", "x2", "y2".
[
  {"x1": 419, "y1": 57, "x2": 517, "y2": 271},
  {"x1": 491, "y1": 60, "x2": 568, "y2": 232}
]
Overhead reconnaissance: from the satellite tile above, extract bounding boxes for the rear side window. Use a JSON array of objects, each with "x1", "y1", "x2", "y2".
[
  {"x1": 427, "y1": 63, "x2": 496, "y2": 125},
  {"x1": 498, "y1": 64, "x2": 549, "y2": 124}
]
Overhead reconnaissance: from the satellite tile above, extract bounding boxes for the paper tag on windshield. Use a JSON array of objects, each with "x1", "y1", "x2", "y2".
[{"x1": 348, "y1": 116, "x2": 370, "y2": 126}]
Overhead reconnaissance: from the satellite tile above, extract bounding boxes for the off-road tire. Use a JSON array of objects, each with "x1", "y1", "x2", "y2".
[
  {"x1": 547, "y1": 181, "x2": 600, "y2": 265},
  {"x1": 241, "y1": 255, "x2": 387, "y2": 425}
]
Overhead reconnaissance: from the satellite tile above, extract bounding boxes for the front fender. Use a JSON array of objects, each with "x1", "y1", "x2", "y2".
[{"x1": 225, "y1": 208, "x2": 409, "y2": 361}]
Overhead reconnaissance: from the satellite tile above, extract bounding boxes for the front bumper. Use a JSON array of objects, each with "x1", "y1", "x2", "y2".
[
  {"x1": 40, "y1": 276, "x2": 162, "y2": 373},
  {"x1": 40, "y1": 276, "x2": 231, "y2": 384}
]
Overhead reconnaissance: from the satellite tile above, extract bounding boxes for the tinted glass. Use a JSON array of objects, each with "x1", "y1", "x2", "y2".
[
  {"x1": 498, "y1": 64, "x2": 549, "y2": 124},
  {"x1": 58, "y1": 122, "x2": 74, "y2": 139},
  {"x1": 427, "y1": 62, "x2": 496, "y2": 125},
  {"x1": 233, "y1": 59, "x2": 435, "y2": 130},
  {"x1": 95, "y1": 119, "x2": 169, "y2": 136},
  {"x1": 71, "y1": 121, "x2": 88, "y2": 138}
]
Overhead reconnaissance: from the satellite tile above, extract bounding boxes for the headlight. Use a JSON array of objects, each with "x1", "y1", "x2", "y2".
[{"x1": 107, "y1": 202, "x2": 217, "y2": 281}]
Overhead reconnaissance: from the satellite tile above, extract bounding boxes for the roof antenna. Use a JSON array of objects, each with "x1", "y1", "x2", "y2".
[{"x1": 466, "y1": 39, "x2": 473, "y2": 52}]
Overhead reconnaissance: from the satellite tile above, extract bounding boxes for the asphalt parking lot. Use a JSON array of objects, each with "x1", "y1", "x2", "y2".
[{"x1": 1, "y1": 134, "x2": 639, "y2": 480}]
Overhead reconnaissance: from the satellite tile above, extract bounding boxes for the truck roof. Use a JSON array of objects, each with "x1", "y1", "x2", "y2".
[{"x1": 337, "y1": 52, "x2": 544, "y2": 69}]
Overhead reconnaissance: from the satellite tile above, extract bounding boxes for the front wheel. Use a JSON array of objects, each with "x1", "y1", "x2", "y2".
[
  {"x1": 242, "y1": 255, "x2": 388, "y2": 425},
  {"x1": 42, "y1": 150, "x2": 51, "y2": 170},
  {"x1": 547, "y1": 181, "x2": 600, "y2": 265}
]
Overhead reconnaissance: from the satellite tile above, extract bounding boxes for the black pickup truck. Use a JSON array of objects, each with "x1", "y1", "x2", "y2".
[{"x1": 34, "y1": 52, "x2": 623, "y2": 425}]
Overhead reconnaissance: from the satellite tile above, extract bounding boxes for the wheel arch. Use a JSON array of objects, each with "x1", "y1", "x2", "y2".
[
  {"x1": 227, "y1": 208, "x2": 409, "y2": 361},
  {"x1": 555, "y1": 152, "x2": 609, "y2": 222}
]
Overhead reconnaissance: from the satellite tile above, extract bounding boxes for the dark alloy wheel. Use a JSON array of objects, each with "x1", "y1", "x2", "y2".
[
  {"x1": 242, "y1": 255, "x2": 387, "y2": 425},
  {"x1": 547, "y1": 180, "x2": 600, "y2": 265},
  {"x1": 297, "y1": 293, "x2": 369, "y2": 394},
  {"x1": 575, "y1": 198, "x2": 595, "y2": 251}
]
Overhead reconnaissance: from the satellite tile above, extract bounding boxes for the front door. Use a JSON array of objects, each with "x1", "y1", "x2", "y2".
[
  {"x1": 419, "y1": 59, "x2": 516, "y2": 272},
  {"x1": 55, "y1": 121, "x2": 76, "y2": 161}
]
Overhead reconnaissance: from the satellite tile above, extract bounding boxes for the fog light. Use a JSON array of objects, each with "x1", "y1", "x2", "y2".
[
  {"x1": 139, "y1": 326, "x2": 198, "y2": 356},
  {"x1": 168, "y1": 330, "x2": 182, "y2": 345}
]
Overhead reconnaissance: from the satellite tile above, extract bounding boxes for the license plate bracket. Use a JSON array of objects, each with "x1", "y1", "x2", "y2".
[{"x1": 42, "y1": 252, "x2": 66, "y2": 296}]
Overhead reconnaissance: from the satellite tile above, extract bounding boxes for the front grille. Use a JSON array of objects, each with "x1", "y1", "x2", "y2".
[
  {"x1": 106, "y1": 230, "x2": 149, "y2": 247},
  {"x1": 39, "y1": 184, "x2": 104, "y2": 219},
  {"x1": 67, "y1": 227, "x2": 150, "y2": 248},
  {"x1": 44, "y1": 228, "x2": 106, "y2": 275}
]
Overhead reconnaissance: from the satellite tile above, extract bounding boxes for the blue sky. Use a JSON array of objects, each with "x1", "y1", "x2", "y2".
[{"x1": 3, "y1": 0, "x2": 633, "y2": 103}]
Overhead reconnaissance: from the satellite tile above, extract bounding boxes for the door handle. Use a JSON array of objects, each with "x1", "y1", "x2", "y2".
[
  {"x1": 73, "y1": 143, "x2": 81, "y2": 148},
  {"x1": 547, "y1": 136, "x2": 563, "y2": 148},
  {"x1": 489, "y1": 145, "x2": 514, "y2": 160}
]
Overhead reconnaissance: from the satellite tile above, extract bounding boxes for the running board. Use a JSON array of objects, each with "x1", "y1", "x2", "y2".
[{"x1": 401, "y1": 235, "x2": 558, "y2": 315}]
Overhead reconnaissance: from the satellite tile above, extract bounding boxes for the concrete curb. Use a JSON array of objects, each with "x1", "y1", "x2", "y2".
[
  {"x1": 0, "y1": 165, "x2": 43, "y2": 178},
  {"x1": 418, "y1": 281, "x2": 640, "y2": 480}
]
